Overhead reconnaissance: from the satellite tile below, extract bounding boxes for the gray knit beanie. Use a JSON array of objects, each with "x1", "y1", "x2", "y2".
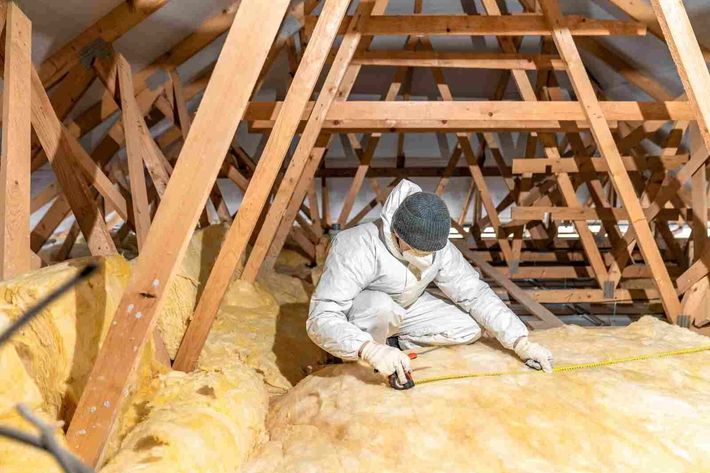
[{"x1": 392, "y1": 192, "x2": 451, "y2": 252}]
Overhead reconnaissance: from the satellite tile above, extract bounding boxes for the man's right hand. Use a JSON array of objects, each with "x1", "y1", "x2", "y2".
[{"x1": 359, "y1": 341, "x2": 412, "y2": 385}]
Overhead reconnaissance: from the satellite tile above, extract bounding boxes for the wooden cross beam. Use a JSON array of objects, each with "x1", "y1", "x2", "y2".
[
  {"x1": 304, "y1": 14, "x2": 646, "y2": 37},
  {"x1": 244, "y1": 100, "x2": 694, "y2": 131}
]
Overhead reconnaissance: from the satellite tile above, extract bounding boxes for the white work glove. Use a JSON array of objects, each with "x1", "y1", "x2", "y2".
[
  {"x1": 359, "y1": 341, "x2": 412, "y2": 385},
  {"x1": 514, "y1": 337, "x2": 554, "y2": 373}
]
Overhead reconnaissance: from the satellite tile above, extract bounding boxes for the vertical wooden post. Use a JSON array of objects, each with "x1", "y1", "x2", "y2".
[
  {"x1": 65, "y1": 1, "x2": 292, "y2": 464},
  {"x1": 0, "y1": 1, "x2": 32, "y2": 279}
]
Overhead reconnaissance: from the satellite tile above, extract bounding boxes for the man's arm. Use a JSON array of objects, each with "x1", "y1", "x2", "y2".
[
  {"x1": 434, "y1": 243, "x2": 528, "y2": 349},
  {"x1": 307, "y1": 233, "x2": 377, "y2": 360}
]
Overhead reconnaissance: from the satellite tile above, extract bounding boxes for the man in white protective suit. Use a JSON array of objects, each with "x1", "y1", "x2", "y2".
[{"x1": 307, "y1": 180, "x2": 553, "y2": 388}]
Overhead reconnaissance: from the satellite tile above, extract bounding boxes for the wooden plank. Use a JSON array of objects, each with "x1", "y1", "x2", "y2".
[
  {"x1": 676, "y1": 245, "x2": 710, "y2": 296},
  {"x1": 168, "y1": 70, "x2": 191, "y2": 139},
  {"x1": 681, "y1": 277, "x2": 709, "y2": 327},
  {"x1": 52, "y1": 220, "x2": 80, "y2": 262},
  {"x1": 65, "y1": 1, "x2": 292, "y2": 465},
  {"x1": 30, "y1": 196, "x2": 72, "y2": 252},
  {"x1": 458, "y1": 244, "x2": 564, "y2": 328},
  {"x1": 259, "y1": 136, "x2": 331, "y2": 271},
  {"x1": 117, "y1": 55, "x2": 152, "y2": 249},
  {"x1": 690, "y1": 164, "x2": 707, "y2": 260},
  {"x1": 352, "y1": 50, "x2": 566, "y2": 70},
  {"x1": 515, "y1": 288, "x2": 660, "y2": 304},
  {"x1": 487, "y1": 264, "x2": 681, "y2": 280},
  {"x1": 511, "y1": 206, "x2": 695, "y2": 222},
  {"x1": 38, "y1": 0, "x2": 169, "y2": 87},
  {"x1": 245, "y1": 100, "x2": 694, "y2": 130},
  {"x1": 45, "y1": 62, "x2": 97, "y2": 122},
  {"x1": 512, "y1": 155, "x2": 688, "y2": 174},
  {"x1": 30, "y1": 182, "x2": 61, "y2": 213},
  {"x1": 334, "y1": 33, "x2": 418, "y2": 225},
  {"x1": 0, "y1": 1, "x2": 32, "y2": 279},
  {"x1": 241, "y1": 2, "x2": 386, "y2": 284},
  {"x1": 166, "y1": 69, "x2": 228, "y2": 222},
  {"x1": 95, "y1": 54, "x2": 171, "y2": 198},
  {"x1": 29, "y1": 67, "x2": 117, "y2": 256},
  {"x1": 650, "y1": 0, "x2": 710, "y2": 158},
  {"x1": 304, "y1": 14, "x2": 646, "y2": 37},
  {"x1": 540, "y1": 0, "x2": 681, "y2": 322},
  {"x1": 172, "y1": 0, "x2": 353, "y2": 372},
  {"x1": 600, "y1": 0, "x2": 710, "y2": 292},
  {"x1": 604, "y1": 0, "x2": 710, "y2": 62}
]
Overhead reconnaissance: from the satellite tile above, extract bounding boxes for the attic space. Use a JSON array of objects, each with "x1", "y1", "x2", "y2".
[{"x1": 0, "y1": 1, "x2": 708, "y2": 472}]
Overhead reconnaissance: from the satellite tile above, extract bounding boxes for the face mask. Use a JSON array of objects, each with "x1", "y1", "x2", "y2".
[{"x1": 402, "y1": 249, "x2": 434, "y2": 271}]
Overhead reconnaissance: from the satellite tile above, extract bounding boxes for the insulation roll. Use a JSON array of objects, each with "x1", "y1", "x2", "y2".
[
  {"x1": 0, "y1": 314, "x2": 65, "y2": 473},
  {"x1": 99, "y1": 363, "x2": 268, "y2": 473},
  {"x1": 245, "y1": 317, "x2": 710, "y2": 472}
]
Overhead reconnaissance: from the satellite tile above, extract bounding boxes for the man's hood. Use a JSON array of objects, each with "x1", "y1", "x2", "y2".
[{"x1": 380, "y1": 180, "x2": 422, "y2": 257}]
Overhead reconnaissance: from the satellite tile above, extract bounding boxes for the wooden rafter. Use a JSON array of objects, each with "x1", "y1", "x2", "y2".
[{"x1": 65, "y1": 0, "x2": 293, "y2": 464}]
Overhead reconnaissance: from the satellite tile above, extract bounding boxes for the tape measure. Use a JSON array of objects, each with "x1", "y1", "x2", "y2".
[{"x1": 415, "y1": 345, "x2": 710, "y2": 386}]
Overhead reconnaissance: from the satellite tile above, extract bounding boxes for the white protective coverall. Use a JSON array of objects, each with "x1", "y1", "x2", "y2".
[{"x1": 307, "y1": 180, "x2": 528, "y2": 361}]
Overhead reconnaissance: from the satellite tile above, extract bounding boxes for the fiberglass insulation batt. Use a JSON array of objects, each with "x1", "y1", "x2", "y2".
[
  {"x1": 244, "y1": 317, "x2": 710, "y2": 473},
  {"x1": 0, "y1": 225, "x2": 273, "y2": 472},
  {"x1": 99, "y1": 249, "x2": 322, "y2": 471},
  {"x1": 0, "y1": 314, "x2": 66, "y2": 473}
]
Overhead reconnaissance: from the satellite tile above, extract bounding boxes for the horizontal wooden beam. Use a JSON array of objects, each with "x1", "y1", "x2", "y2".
[
  {"x1": 511, "y1": 206, "x2": 702, "y2": 222},
  {"x1": 512, "y1": 155, "x2": 688, "y2": 174},
  {"x1": 316, "y1": 165, "x2": 504, "y2": 177},
  {"x1": 487, "y1": 264, "x2": 683, "y2": 280},
  {"x1": 305, "y1": 14, "x2": 645, "y2": 37},
  {"x1": 245, "y1": 100, "x2": 694, "y2": 131},
  {"x1": 351, "y1": 51, "x2": 566, "y2": 70},
  {"x1": 497, "y1": 288, "x2": 660, "y2": 303}
]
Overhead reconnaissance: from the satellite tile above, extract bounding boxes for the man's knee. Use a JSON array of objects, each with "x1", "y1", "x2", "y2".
[
  {"x1": 444, "y1": 320, "x2": 482, "y2": 345},
  {"x1": 399, "y1": 319, "x2": 481, "y2": 349},
  {"x1": 348, "y1": 290, "x2": 405, "y2": 343}
]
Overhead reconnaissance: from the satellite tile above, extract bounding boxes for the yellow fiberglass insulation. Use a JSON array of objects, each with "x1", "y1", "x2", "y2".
[
  {"x1": 145, "y1": 223, "x2": 230, "y2": 358},
  {"x1": 98, "y1": 242, "x2": 315, "y2": 471},
  {"x1": 199, "y1": 276, "x2": 325, "y2": 395},
  {"x1": 0, "y1": 224, "x2": 229, "y2": 424},
  {"x1": 244, "y1": 317, "x2": 710, "y2": 473},
  {"x1": 99, "y1": 362, "x2": 268, "y2": 473},
  {"x1": 0, "y1": 255, "x2": 136, "y2": 420},
  {"x1": 0, "y1": 314, "x2": 64, "y2": 473}
]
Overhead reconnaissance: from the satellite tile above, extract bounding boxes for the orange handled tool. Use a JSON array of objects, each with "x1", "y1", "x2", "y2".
[{"x1": 388, "y1": 352, "x2": 417, "y2": 390}]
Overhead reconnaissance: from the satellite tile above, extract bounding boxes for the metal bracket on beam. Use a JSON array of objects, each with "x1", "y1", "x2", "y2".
[
  {"x1": 676, "y1": 315, "x2": 691, "y2": 328},
  {"x1": 79, "y1": 38, "x2": 112, "y2": 68},
  {"x1": 603, "y1": 280, "x2": 615, "y2": 299}
]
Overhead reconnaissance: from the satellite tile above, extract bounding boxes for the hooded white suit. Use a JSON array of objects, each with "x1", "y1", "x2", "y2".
[{"x1": 307, "y1": 180, "x2": 528, "y2": 361}]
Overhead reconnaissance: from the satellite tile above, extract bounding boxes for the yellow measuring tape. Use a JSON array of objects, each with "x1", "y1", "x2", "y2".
[{"x1": 416, "y1": 345, "x2": 710, "y2": 386}]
